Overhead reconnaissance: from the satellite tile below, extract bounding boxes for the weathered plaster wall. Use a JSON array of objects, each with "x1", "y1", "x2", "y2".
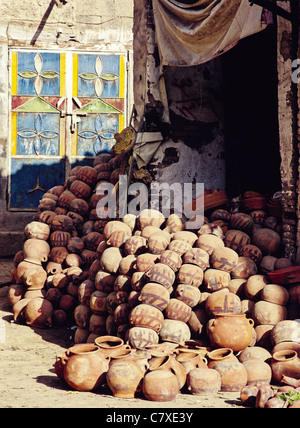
[{"x1": 0, "y1": 0, "x2": 133, "y2": 255}]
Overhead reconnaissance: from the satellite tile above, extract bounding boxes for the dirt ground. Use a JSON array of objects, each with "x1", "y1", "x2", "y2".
[{"x1": 0, "y1": 256, "x2": 243, "y2": 410}]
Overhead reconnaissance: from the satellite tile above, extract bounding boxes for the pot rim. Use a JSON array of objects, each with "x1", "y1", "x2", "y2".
[{"x1": 272, "y1": 349, "x2": 298, "y2": 362}]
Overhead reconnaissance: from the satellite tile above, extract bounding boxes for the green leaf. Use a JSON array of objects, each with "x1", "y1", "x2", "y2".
[
  {"x1": 40, "y1": 71, "x2": 59, "y2": 79},
  {"x1": 79, "y1": 72, "x2": 97, "y2": 80},
  {"x1": 100, "y1": 73, "x2": 118, "y2": 81},
  {"x1": 18, "y1": 70, "x2": 37, "y2": 79}
]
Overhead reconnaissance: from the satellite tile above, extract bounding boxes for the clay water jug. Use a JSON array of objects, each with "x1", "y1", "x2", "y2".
[{"x1": 106, "y1": 359, "x2": 144, "y2": 398}]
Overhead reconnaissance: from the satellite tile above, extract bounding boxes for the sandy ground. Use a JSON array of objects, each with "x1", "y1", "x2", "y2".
[{"x1": 0, "y1": 256, "x2": 243, "y2": 410}]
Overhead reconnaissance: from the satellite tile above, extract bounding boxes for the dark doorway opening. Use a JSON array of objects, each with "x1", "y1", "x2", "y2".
[{"x1": 222, "y1": 25, "x2": 281, "y2": 200}]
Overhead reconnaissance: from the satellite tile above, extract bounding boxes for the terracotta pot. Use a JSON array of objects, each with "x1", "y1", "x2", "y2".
[
  {"x1": 187, "y1": 368, "x2": 221, "y2": 395},
  {"x1": 224, "y1": 230, "x2": 251, "y2": 253},
  {"x1": 89, "y1": 290, "x2": 108, "y2": 314},
  {"x1": 255, "y1": 324, "x2": 273, "y2": 348},
  {"x1": 113, "y1": 275, "x2": 131, "y2": 292},
  {"x1": 62, "y1": 343, "x2": 109, "y2": 391},
  {"x1": 16, "y1": 260, "x2": 47, "y2": 290},
  {"x1": 252, "y1": 301, "x2": 287, "y2": 326},
  {"x1": 57, "y1": 190, "x2": 76, "y2": 209},
  {"x1": 24, "y1": 221, "x2": 50, "y2": 240},
  {"x1": 65, "y1": 253, "x2": 82, "y2": 268},
  {"x1": 23, "y1": 297, "x2": 53, "y2": 328},
  {"x1": 100, "y1": 247, "x2": 122, "y2": 274},
  {"x1": 77, "y1": 279, "x2": 95, "y2": 305},
  {"x1": 271, "y1": 350, "x2": 300, "y2": 383},
  {"x1": 203, "y1": 268, "x2": 230, "y2": 292},
  {"x1": 74, "y1": 304, "x2": 92, "y2": 329},
  {"x1": 210, "y1": 208, "x2": 231, "y2": 223},
  {"x1": 7, "y1": 283, "x2": 26, "y2": 307},
  {"x1": 45, "y1": 260, "x2": 63, "y2": 276},
  {"x1": 255, "y1": 384, "x2": 274, "y2": 408},
  {"x1": 174, "y1": 283, "x2": 201, "y2": 308},
  {"x1": 250, "y1": 209, "x2": 267, "y2": 225},
  {"x1": 188, "y1": 309, "x2": 208, "y2": 336},
  {"x1": 240, "y1": 384, "x2": 259, "y2": 407},
  {"x1": 76, "y1": 165, "x2": 97, "y2": 187},
  {"x1": 244, "y1": 274, "x2": 269, "y2": 301},
  {"x1": 210, "y1": 247, "x2": 239, "y2": 273},
  {"x1": 168, "y1": 239, "x2": 192, "y2": 256},
  {"x1": 238, "y1": 346, "x2": 272, "y2": 363},
  {"x1": 143, "y1": 369, "x2": 180, "y2": 401},
  {"x1": 182, "y1": 248, "x2": 210, "y2": 271},
  {"x1": 95, "y1": 270, "x2": 116, "y2": 293},
  {"x1": 50, "y1": 231, "x2": 71, "y2": 247},
  {"x1": 128, "y1": 326, "x2": 159, "y2": 349},
  {"x1": 159, "y1": 319, "x2": 191, "y2": 344},
  {"x1": 138, "y1": 208, "x2": 165, "y2": 230},
  {"x1": 67, "y1": 237, "x2": 85, "y2": 254},
  {"x1": 163, "y1": 213, "x2": 185, "y2": 233},
  {"x1": 260, "y1": 255, "x2": 278, "y2": 275},
  {"x1": 208, "y1": 313, "x2": 255, "y2": 352},
  {"x1": 145, "y1": 263, "x2": 175, "y2": 290},
  {"x1": 159, "y1": 250, "x2": 182, "y2": 272},
  {"x1": 114, "y1": 303, "x2": 131, "y2": 326},
  {"x1": 118, "y1": 255, "x2": 137, "y2": 275},
  {"x1": 196, "y1": 234, "x2": 224, "y2": 255},
  {"x1": 70, "y1": 179, "x2": 92, "y2": 200},
  {"x1": 239, "y1": 244, "x2": 262, "y2": 264},
  {"x1": 23, "y1": 238, "x2": 50, "y2": 264},
  {"x1": 148, "y1": 231, "x2": 171, "y2": 255},
  {"x1": 131, "y1": 272, "x2": 146, "y2": 291},
  {"x1": 271, "y1": 320, "x2": 300, "y2": 346},
  {"x1": 12, "y1": 298, "x2": 30, "y2": 323},
  {"x1": 138, "y1": 282, "x2": 170, "y2": 311},
  {"x1": 95, "y1": 335, "x2": 131, "y2": 357},
  {"x1": 165, "y1": 298, "x2": 192, "y2": 323},
  {"x1": 176, "y1": 352, "x2": 208, "y2": 374},
  {"x1": 106, "y1": 359, "x2": 143, "y2": 398},
  {"x1": 198, "y1": 222, "x2": 224, "y2": 238},
  {"x1": 172, "y1": 230, "x2": 198, "y2": 246},
  {"x1": 230, "y1": 256, "x2": 257, "y2": 280},
  {"x1": 84, "y1": 232, "x2": 105, "y2": 251},
  {"x1": 261, "y1": 284, "x2": 289, "y2": 306},
  {"x1": 176, "y1": 263, "x2": 203, "y2": 287},
  {"x1": 51, "y1": 214, "x2": 73, "y2": 232},
  {"x1": 207, "y1": 347, "x2": 238, "y2": 369},
  {"x1": 49, "y1": 247, "x2": 69, "y2": 264},
  {"x1": 229, "y1": 213, "x2": 254, "y2": 234},
  {"x1": 272, "y1": 342, "x2": 300, "y2": 357},
  {"x1": 251, "y1": 228, "x2": 281, "y2": 256},
  {"x1": 103, "y1": 220, "x2": 132, "y2": 240},
  {"x1": 24, "y1": 289, "x2": 46, "y2": 300},
  {"x1": 213, "y1": 359, "x2": 248, "y2": 392},
  {"x1": 107, "y1": 230, "x2": 132, "y2": 248},
  {"x1": 205, "y1": 289, "x2": 241, "y2": 317},
  {"x1": 242, "y1": 359, "x2": 272, "y2": 385},
  {"x1": 124, "y1": 236, "x2": 147, "y2": 256},
  {"x1": 68, "y1": 198, "x2": 89, "y2": 217},
  {"x1": 129, "y1": 304, "x2": 164, "y2": 333},
  {"x1": 149, "y1": 354, "x2": 186, "y2": 389}
]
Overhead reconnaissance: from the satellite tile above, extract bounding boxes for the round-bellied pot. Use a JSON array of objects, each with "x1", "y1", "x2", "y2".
[
  {"x1": 106, "y1": 359, "x2": 144, "y2": 399},
  {"x1": 176, "y1": 352, "x2": 208, "y2": 374},
  {"x1": 128, "y1": 326, "x2": 159, "y2": 349},
  {"x1": 242, "y1": 359, "x2": 272, "y2": 385},
  {"x1": 251, "y1": 228, "x2": 281, "y2": 256},
  {"x1": 142, "y1": 369, "x2": 180, "y2": 402},
  {"x1": 24, "y1": 221, "x2": 50, "y2": 240},
  {"x1": 195, "y1": 234, "x2": 224, "y2": 255},
  {"x1": 205, "y1": 289, "x2": 242, "y2": 317},
  {"x1": 203, "y1": 268, "x2": 231, "y2": 292},
  {"x1": 187, "y1": 368, "x2": 221, "y2": 395},
  {"x1": 138, "y1": 282, "x2": 170, "y2": 311},
  {"x1": 212, "y1": 359, "x2": 248, "y2": 391},
  {"x1": 174, "y1": 283, "x2": 201, "y2": 308},
  {"x1": 224, "y1": 230, "x2": 251, "y2": 253},
  {"x1": 129, "y1": 304, "x2": 164, "y2": 333},
  {"x1": 230, "y1": 256, "x2": 257, "y2": 280},
  {"x1": 159, "y1": 319, "x2": 191, "y2": 344},
  {"x1": 145, "y1": 263, "x2": 175, "y2": 291},
  {"x1": 182, "y1": 248, "x2": 210, "y2": 271},
  {"x1": 261, "y1": 284, "x2": 289, "y2": 306},
  {"x1": 271, "y1": 350, "x2": 300, "y2": 384},
  {"x1": 239, "y1": 244, "x2": 262, "y2": 264},
  {"x1": 208, "y1": 313, "x2": 255, "y2": 352},
  {"x1": 238, "y1": 346, "x2": 272, "y2": 363},
  {"x1": 159, "y1": 250, "x2": 182, "y2": 272},
  {"x1": 23, "y1": 238, "x2": 50, "y2": 265},
  {"x1": 165, "y1": 298, "x2": 192, "y2": 323},
  {"x1": 271, "y1": 320, "x2": 300, "y2": 346},
  {"x1": 229, "y1": 212, "x2": 254, "y2": 234},
  {"x1": 94, "y1": 335, "x2": 131, "y2": 357},
  {"x1": 207, "y1": 347, "x2": 238, "y2": 369},
  {"x1": 149, "y1": 354, "x2": 186, "y2": 389},
  {"x1": 210, "y1": 247, "x2": 239, "y2": 273},
  {"x1": 252, "y1": 301, "x2": 287, "y2": 326},
  {"x1": 176, "y1": 264, "x2": 203, "y2": 287}
]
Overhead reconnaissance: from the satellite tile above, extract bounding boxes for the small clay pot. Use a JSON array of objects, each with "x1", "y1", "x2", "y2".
[
  {"x1": 174, "y1": 283, "x2": 201, "y2": 308},
  {"x1": 129, "y1": 304, "x2": 164, "y2": 333},
  {"x1": 145, "y1": 263, "x2": 175, "y2": 290},
  {"x1": 195, "y1": 234, "x2": 224, "y2": 255},
  {"x1": 142, "y1": 369, "x2": 180, "y2": 401},
  {"x1": 203, "y1": 268, "x2": 231, "y2": 292},
  {"x1": 212, "y1": 359, "x2": 248, "y2": 392},
  {"x1": 124, "y1": 236, "x2": 147, "y2": 255},
  {"x1": 210, "y1": 247, "x2": 239, "y2": 273},
  {"x1": 128, "y1": 326, "x2": 159, "y2": 349},
  {"x1": 159, "y1": 319, "x2": 191, "y2": 344},
  {"x1": 138, "y1": 282, "x2": 170, "y2": 311},
  {"x1": 23, "y1": 238, "x2": 50, "y2": 264},
  {"x1": 24, "y1": 221, "x2": 50, "y2": 240},
  {"x1": 176, "y1": 264, "x2": 203, "y2": 287},
  {"x1": 107, "y1": 359, "x2": 144, "y2": 399},
  {"x1": 187, "y1": 368, "x2": 221, "y2": 395},
  {"x1": 242, "y1": 359, "x2": 272, "y2": 385},
  {"x1": 23, "y1": 297, "x2": 53, "y2": 328},
  {"x1": 159, "y1": 250, "x2": 182, "y2": 272},
  {"x1": 165, "y1": 298, "x2": 192, "y2": 323},
  {"x1": 168, "y1": 239, "x2": 192, "y2": 256},
  {"x1": 224, "y1": 230, "x2": 251, "y2": 253}
]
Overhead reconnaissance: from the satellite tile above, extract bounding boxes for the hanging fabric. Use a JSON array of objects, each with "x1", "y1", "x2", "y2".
[{"x1": 152, "y1": 0, "x2": 267, "y2": 66}]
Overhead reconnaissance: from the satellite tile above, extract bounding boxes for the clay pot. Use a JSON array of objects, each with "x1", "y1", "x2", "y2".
[
  {"x1": 244, "y1": 274, "x2": 269, "y2": 301},
  {"x1": 107, "y1": 230, "x2": 132, "y2": 248},
  {"x1": 240, "y1": 384, "x2": 259, "y2": 407},
  {"x1": 38, "y1": 210, "x2": 57, "y2": 225},
  {"x1": 131, "y1": 272, "x2": 146, "y2": 291},
  {"x1": 70, "y1": 179, "x2": 92, "y2": 200},
  {"x1": 103, "y1": 220, "x2": 132, "y2": 240},
  {"x1": 165, "y1": 298, "x2": 192, "y2": 323},
  {"x1": 207, "y1": 347, "x2": 239, "y2": 369},
  {"x1": 238, "y1": 346, "x2": 272, "y2": 363},
  {"x1": 62, "y1": 343, "x2": 109, "y2": 391},
  {"x1": 77, "y1": 279, "x2": 95, "y2": 305},
  {"x1": 176, "y1": 264, "x2": 203, "y2": 287},
  {"x1": 129, "y1": 304, "x2": 164, "y2": 333},
  {"x1": 176, "y1": 352, "x2": 208, "y2": 374},
  {"x1": 210, "y1": 247, "x2": 239, "y2": 273},
  {"x1": 251, "y1": 228, "x2": 281, "y2": 255},
  {"x1": 239, "y1": 244, "x2": 262, "y2": 264},
  {"x1": 149, "y1": 355, "x2": 186, "y2": 389},
  {"x1": 89, "y1": 290, "x2": 108, "y2": 314},
  {"x1": 260, "y1": 255, "x2": 278, "y2": 274},
  {"x1": 187, "y1": 368, "x2": 221, "y2": 395},
  {"x1": 168, "y1": 239, "x2": 192, "y2": 256},
  {"x1": 228, "y1": 278, "x2": 246, "y2": 297},
  {"x1": 208, "y1": 313, "x2": 255, "y2": 352},
  {"x1": 67, "y1": 237, "x2": 85, "y2": 254},
  {"x1": 128, "y1": 326, "x2": 159, "y2": 349},
  {"x1": 261, "y1": 284, "x2": 289, "y2": 306},
  {"x1": 124, "y1": 236, "x2": 147, "y2": 255},
  {"x1": 163, "y1": 213, "x2": 185, "y2": 233},
  {"x1": 113, "y1": 275, "x2": 131, "y2": 292},
  {"x1": 252, "y1": 301, "x2": 287, "y2": 325},
  {"x1": 100, "y1": 247, "x2": 123, "y2": 274},
  {"x1": 188, "y1": 308, "x2": 208, "y2": 336},
  {"x1": 24, "y1": 221, "x2": 50, "y2": 240},
  {"x1": 213, "y1": 359, "x2": 248, "y2": 391},
  {"x1": 24, "y1": 289, "x2": 46, "y2": 300},
  {"x1": 95, "y1": 270, "x2": 116, "y2": 293},
  {"x1": 230, "y1": 256, "x2": 257, "y2": 279},
  {"x1": 7, "y1": 283, "x2": 26, "y2": 307},
  {"x1": 271, "y1": 320, "x2": 300, "y2": 345},
  {"x1": 255, "y1": 384, "x2": 275, "y2": 408},
  {"x1": 159, "y1": 250, "x2": 182, "y2": 272},
  {"x1": 138, "y1": 209, "x2": 165, "y2": 230},
  {"x1": 65, "y1": 253, "x2": 82, "y2": 268},
  {"x1": 49, "y1": 247, "x2": 69, "y2": 264},
  {"x1": 23, "y1": 238, "x2": 50, "y2": 264},
  {"x1": 203, "y1": 268, "x2": 231, "y2": 292},
  {"x1": 138, "y1": 282, "x2": 170, "y2": 311},
  {"x1": 94, "y1": 335, "x2": 130, "y2": 357},
  {"x1": 17, "y1": 261, "x2": 47, "y2": 290},
  {"x1": 12, "y1": 298, "x2": 30, "y2": 323},
  {"x1": 51, "y1": 214, "x2": 73, "y2": 232},
  {"x1": 195, "y1": 234, "x2": 224, "y2": 255},
  {"x1": 148, "y1": 231, "x2": 171, "y2": 255},
  {"x1": 159, "y1": 319, "x2": 191, "y2": 344},
  {"x1": 74, "y1": 304, "x2": 92, "y2": 328},
  {"x1": 229, "y1": 213, "x2": 254, "y2": 234},
  {"x1": 50, "y1": 231, "x2": 71, "y2": 247},
  {"x1": 84, "y1": 232, "x2": 105, "y2": 251},
  {"x1": 23, "y1": 297, "x2": 53, "y2": 328},
  {"x1": 272, "y1": 342, "x2": 300, "y2": 357},
  {"x1": 114, "y1": 303, "x2": 131, "y2": 326},
  {"x1": 174, "y1": 284, "x2": 201, "y2": 308},
  {"x1": 242, "y1": 359, "x2": 272, "y2": 385},
  {"x1": 106, "y1": 359, "x2": 144, "y2": 398},
  {"x1": 76, "y1": 165, "x2": 97, "y2": 187},
  {"x1": 118, "y1": 255, "x2": 137, "y2": 275},
  {"x1": 224, "y1": 230, "x2": 251, "y2": 253},
  {"x1": 57, "y1": 190, "x2": 76, "y2": 209},
  {"x1": 255, "y1": 324, "x2": 273, "y2": 348},
  {"x1": 145, "y1": 263, "x2": 175, "y2": 290},
  {"x1": 173, "y1": 230, "x2": 198, "y2": 246},
  {"x1": 205, "y1": 289, "x2": 242, "y2": 317},
  {"x1": 182, "y1": 248, "x2": 210, "y2": 271},
  {"x1": 198, "y1": 223, "x2": 224, "y2": 239},
  {"x1": 271, "y1": 350, "x2": 300, "y2": 383},
  {"x1": 142, "y1": 370, "x2": 180, "y2": 401},
  {"x1": 68, "y1": 198, "x2": 89, "y2": 217},
  {"x1": 210, "y1": 208, "x2": 231, "y2": 223}
]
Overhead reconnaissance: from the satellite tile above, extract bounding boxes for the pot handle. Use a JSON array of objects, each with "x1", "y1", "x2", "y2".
[
  {"x1": 209, "y1": 319, "x2": 215, "y2": 333},
  {"x1": 248, "y1": 318, "x2": 254, "y2": 326}
]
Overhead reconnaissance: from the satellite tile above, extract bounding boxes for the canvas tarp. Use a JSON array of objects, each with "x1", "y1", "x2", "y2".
[{"x1": 152, "y1": 0, "x2": 268, "y2": 66}]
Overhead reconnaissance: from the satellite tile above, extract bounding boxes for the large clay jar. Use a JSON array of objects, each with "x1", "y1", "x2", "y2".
[
  {"x1": 212, "y1": 359, "x2": 248, "y2": 391},
  {"x1": 23, "y1": 238, "x2": 50, "y2": 264},
  {"x1": 187, "y1": 367, "x2": 221, "y2": 395},
  {"x1": 242, "y1": 359, "x2": 272, "y2": 385},
  {"x1": 159, "y1": 319, "x2": 191, "y2": 344},
  {"x1": 271, "y1": 320, "x2": 300, "y2": 345},
  {"x1": 261, "y1": 284, "x2": 289, "y2": 306},
  {"x1": 24, "y1": 221, "x2": 50, "y2": 240},
  {"x1": 205, "y1": 289, "x2": 242, "y2": 317},
  {"x1": 251, "y1": 228, "x2": 281, "y2": 255},
  {"x1": 94, "y1": 335, "x2": 130, "y2": 357},
  {"x1": 51, "y1": 214, "x2": 73, "y2": 232},
  {"x1": 138, "y1": 282, "x2": 170, "y2": 311},
  {"x1": 50, "y1": 231, "x2": 71, "y2": 248},
  {"x1": 271, "y1": 350, "x2": 300, "y2": 384},
  {"x1": 106, "y1": 359, "x2": 144, "y2": 399},
  {"x1": 252, "y1": 301, "x2": 287, "y2": 326},
  {"x1": 208, "y1": 313, "x2": 255, "y2": 352},
  {"x1": 128, "y1": 326, "x2": 159, "y2": 349},
  {"x1": 142, "y1": 369, "x2": 180, "y2": 401},
  {"x1": 129, "y1": 304, "x2": 164, "y2": 333},
  {"x1": 23, "y1": 297, "x2": 53, "y2": 328},
  {"x1": 210, "y1": 247, "x2": 239, "y2": 273},
  {"x1": 62, "y1": 343, "x2": 110, "y2": 391}
]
